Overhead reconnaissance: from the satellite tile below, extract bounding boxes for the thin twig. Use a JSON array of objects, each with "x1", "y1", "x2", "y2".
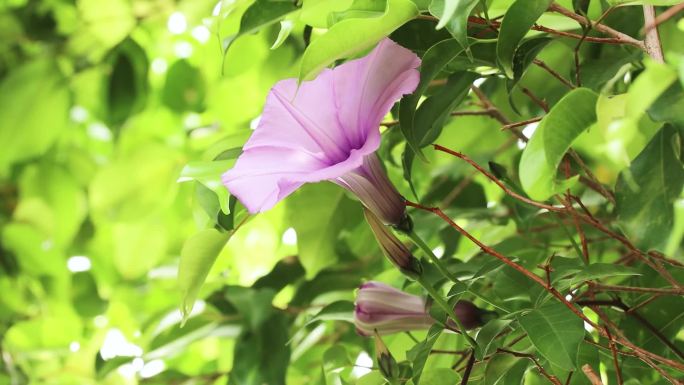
[
  {"x1": 459, "y1": 351, "x2": 476, "y2": 385},
  {"x1": 590, "y1": 283, "x2": 684, "y2": 296},
  {"x1": 502, "y1": 117, "x2": 543, "y2": 132},
  {"x1": 532, "y1": 59, "x2": 575, "y2": 89},
  {"x1": 497, "y1": 349, "x2": 562, "y2": 385},
  {"x1": 405, "y1": 200, "x2": 684, "y2": 373},
  {"x1": 521, "y1": 87, "x2": 550, "y2": 112},
  {"x1": 547, "y1": 3, "x2": 646, "y2": 50},
  {"x1": 604, "y1": 327, "x2": 624, "y2": 385}
]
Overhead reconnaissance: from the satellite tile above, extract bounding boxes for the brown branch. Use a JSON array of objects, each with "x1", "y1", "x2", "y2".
[
  {"x1": 532, "y1": 59, "x2": 576, "y2": 89},
  {"x1": 604, "y1": 327, "x2": 624, "y2": 385},
  {"x1": 581, "y1": 364, "x2": 604, "y2": 385},
  {"x1": 589, "y1": 283, "x2": 684, "y2": 296},
  {"x1": 470, "y1": 86, "x2": 510, "y2": 124},
  {"x1": 521, "y1": 87, "x2": 550, "y2": 112},
  {"x1": 642, "y1": 5, "x2": 665, "y2": 63},
  {"x1": 577, "y1": 298, "x2": 684, "y2": 361},
  {"x1": 466, "y1": 16, "x2": 638, "y2": 46},
  {"x1": 380, "y1": 108, "x2": 497, "y2": 128},
  {"x1": 502, "y1": 117, "x2": 543, "y2": 132},
  {"x1": 405, "y1": 200, "x2": 684, "y2": 373},
  {"x1": 643, "y1": 2, "x2": 684, "y2": 33},
  {"x1": 547, "y1": 3, "x2": 646, "y2": 50},
  {"x1": 459, "y1": 351, "x2": 476, "y2": 385}
]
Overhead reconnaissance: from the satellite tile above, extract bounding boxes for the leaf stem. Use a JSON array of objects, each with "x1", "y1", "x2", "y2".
[
  {"x1": 415, "y1": 274, "x2": 478, "y2": 349},
  {"x1": 407, "y1": 228, "x2": 510, "y2": 313}
]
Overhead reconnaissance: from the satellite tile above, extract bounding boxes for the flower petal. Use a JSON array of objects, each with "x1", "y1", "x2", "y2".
[
  {"x1": 222, "y1": 146, "x2": 327, "y2": 213},
  {"x1": 332, "y1": 38, "x2": 420, "y2": 148}
]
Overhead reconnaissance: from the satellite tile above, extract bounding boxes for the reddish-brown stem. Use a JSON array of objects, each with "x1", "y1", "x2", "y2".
[
  {"x1": 521, "y1": 87, "x2": 550, "y2": 112},
  {"x1": 466, "y1": 15, "x2": 639, "y2": 46},
  {"x1": 380, "y1": 108, "x2": 497, "y2": 128},
  {"x1": 502, "y1": 117, "x2": 543, "y2": 132},
  {"x1": 405, "y1": 200, "x2": 684, "y2": 373},
  {"x1": 589, "y1": 283, "x2": 684, "y2": 296},
  {"x1": 605, "y1": 327, "x2": 624, "y2": 385},
  {"x1": 547, "y1": 3, "x2": 645, "y2": 50},
  {"x1": 531, "y1": 59, "x2": 576, "y2": 90},
  {"x1": 497, "y1": 349, "x2": 563, "y2": 385}
]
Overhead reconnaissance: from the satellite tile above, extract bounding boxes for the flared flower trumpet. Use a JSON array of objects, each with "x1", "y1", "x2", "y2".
[{"x1": 222, "y1": 38, "x2": 420, "y2": 227}]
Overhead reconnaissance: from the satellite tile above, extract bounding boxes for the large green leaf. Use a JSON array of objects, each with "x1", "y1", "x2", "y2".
[
  {"x1": 415, "y1": 71, "x2": 480, "y2": 147},
  {"x1": 518, "y1": 302, "x2": 585, "y2": 371},
  {"x1": 399, "y1": 38, "x2": 465, "y2": 158},
  {"x1": 519, "y1": 88, "x2": 598, "y2": 201},
  {"x1": 406, "y1": 324, "x2": 443, "y2": 384},
  {"x1": 429, "y1": 0, "x2": 480, "y2": 50},
  {"x1": 178, "y1": 229, "x2": 232, "y2": 319},
  {"x1": 299, "y1": 0, "x2": 419, "y2": 81},
  {"x1": 496, "y1": 0, "x2": 552, "y2": 78},
  {"x1": 475, "y1": 319, "x2": 513, "y2": 360},
  {"x1": 616, "y1": 124, "x2": 684, "y2": 251},
  {"x1": 0, "y1": 60, "x2": 69, "y2": 175},
  {"x1": 287, "y1": 183, "x2": 362, "y2": 278}
]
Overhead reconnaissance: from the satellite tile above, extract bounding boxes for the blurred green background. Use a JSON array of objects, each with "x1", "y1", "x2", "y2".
[{"x1": 1, "y1": 0, "x2": 684, "y2": 384}]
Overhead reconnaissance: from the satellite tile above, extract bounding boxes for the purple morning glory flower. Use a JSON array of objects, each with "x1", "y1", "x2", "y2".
[
  {"x1": 222, "y1": 38, "x2": 420, "y2": 227},
  {"x1": 354, "y1": 281, "x2": 433, "y2": 336}
]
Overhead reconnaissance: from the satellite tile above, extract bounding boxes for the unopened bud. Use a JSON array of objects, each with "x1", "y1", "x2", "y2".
[
  {"x1": 364, "y1": 208, "x2": 422, "y2": 279},
  {"x1": 374, "y1": 330, "x2": 399, "y2": 381},
  {"x1": 452, "y1": 300, "x2": 488, "y2": 330},
  {"x1": 354, "y1": 282, "x2": 434, "y2": 336}
]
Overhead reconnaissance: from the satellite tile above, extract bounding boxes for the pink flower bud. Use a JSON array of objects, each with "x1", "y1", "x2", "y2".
[{"x1": 354, "y1": 281, "x2": 433, "y2": 336}]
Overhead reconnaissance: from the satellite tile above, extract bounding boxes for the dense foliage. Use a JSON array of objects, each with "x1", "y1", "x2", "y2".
[{"x1": 1, "y1": 0, "x2": 684, "y2": 384}]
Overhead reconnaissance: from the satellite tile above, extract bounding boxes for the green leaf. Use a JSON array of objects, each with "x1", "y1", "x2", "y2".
[
  {"x1": 406, "y1": 324, "x2": 443, "y2": 384},
  {"x1": 105, "y1": 38, "x2": 149, "y2": 126},
  {"x1": 484, "y1": 352, "x2": 521, "y2": 385},
  {"x1": 649, "y1": 83, "x2": 684, "y2": 125},
  {"x1": 519, "y1": 88, "x2": 598, "y2": 201},
  {"x1": 496, "y1": 0, "x2": 552, "y2": 78},
  {"x1": 429, "y1": 0, "x2": 480, "y2": 49},
  {"x1": 566, "y1": 263, "x2": 641, "y2": 285},
  {"x1": 415, "y1": 71, "x2": 480, "y2": 146},
  {"x1": 299, "y1": 0, "x2": 419, "y2": 81},
  {"x1": 606, "y1": 0, "x2": 683, "y2": 5},
  {"x1": 399, "y1": 38, "x2": 465, "y2": 158},
  {"x1": 0, "y1": 60, "x2": 69, "y2": 175},
  {"x1": 300, "y1": 0, "x2": 354, "y2": 28},
  {"x1": 178, "y1": 229, "x2": 231, "y2": 320},
  {"x1": 420, "y1": 368, "x2": 461, "y2": 385},
  {"x1": 308, "y1": 300, "x2": 355, "y2": 324},
  {"x1": 231, "y1": 311, "x2": 290, "y2": 385},
  {"x1": 626, "y1": 60, "x2": 677, "y2": 120},
  {"x1": 475, "y1": 319, "x2": 513, "y2": 360},
  {"x1": 68, "y1": 0, "x2": 135, "y2": 59},
  {"x1": 162, "y1": 60, "x2": 206, "y2": 112},
  {"x1": 511, "y1": 37, "x2": 552, "y2": 87},
  {"x1": 287, "y1": 183, "x2": 362, "y2": 278},
  {"x1": 518, "y1": 302, "x2": 585, "y2": 371},
  {"x1": 616, "y1": 124, "x2": 684, "y2": 251},
  {"x1": 235, "y1": 0, "x2": 299, "y2": 42}
]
